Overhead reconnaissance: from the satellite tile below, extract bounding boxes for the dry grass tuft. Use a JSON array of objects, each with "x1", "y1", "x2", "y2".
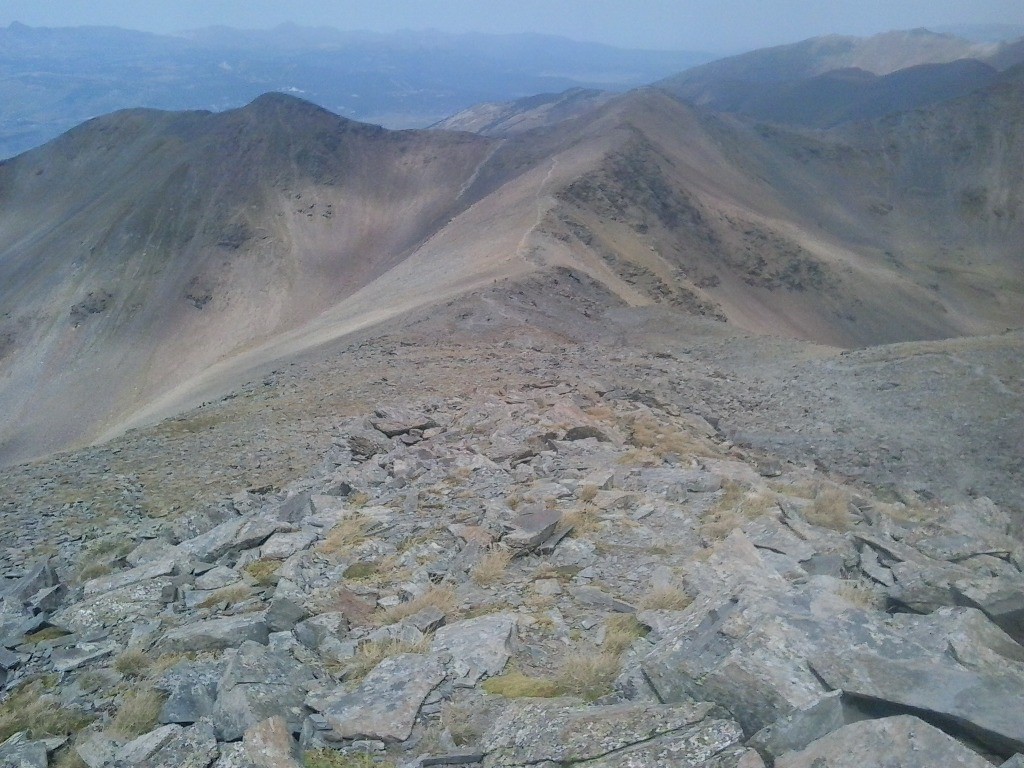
[
  {"x1": 319, "y1": 515, "x2": 374, "y2": 556},
  {"x1": 113, "y1": 648, "x2": 152, "y2": 679},
  {"x1": 0, "y1": 678, "x2": 93, "y2": 744},
  {"x1": 244, "y1": 558, "x2": 282, "y2": 586},
  {"x1": 638, "y1": 584, "x2": 692, "y2": 611},
  {"x1": 470, "y1": 547, "x2": 512, "y2": 586},
  {"x1": 376, "y1": 585, "x2": 459, "y2": 626},
  {"x1": 806, "y1": 487, "x2": 854, "y2": 531},
  {"x1": 628, "y1": 416, "x2": 719, "y2": 458},
  {"x1": 578, "y1": 484, "x2": 599, "y2": 503},
  {"x1": 481, "y1": 670, "x2": 562, "y2": 699},
  {"x1": 342, "y1": 638, "x2": 429, "y2": 681},
  {"x1": 109, "y1": 689, "x2": 165, "y2": 738},
  {"x1": 555, "y1": 651, "x2": 621, "y2": 701},
  {"x1": 562, "y1": 504, "x2": 601, "y2": 537},
  {"x1": 199, "y1": 583, "x2": 253, "y2": 609},
  {"x1": 602, "y1": 615, "x2": 647, "y2": 655},
  {"x1": 700, "y1": 482, "x2": 778, "y2": 540}
]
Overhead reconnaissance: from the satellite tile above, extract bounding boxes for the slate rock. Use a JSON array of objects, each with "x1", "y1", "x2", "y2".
[
  {"x1": 214, "y1": 641, "x2": 314, "y2": 741},
  {"x1": 0, "y1": 732, "x2": 48, "y2": 768},
  {"x1": 2, "y1": 561, "x2": 58, "y2": 602},
  {"x1": 430, "y1": 614, "x2": 516, "y2": 685},
  {"x1": 51, "y1": 640, "x2": 117, "y2": 672},
  {"x1": 810, "y1": 649, "x2": 1024, "y2": 755},
  {"x1": 116, "y1": 724, "x2": 184, "y2": 764},
  {"x1": 51, "y1": 578, "x2": 174, "y2": 635},
  {"x1": 347, "y1": 428, "x2": 393, "y2": 459},
  {"x1": 503, "y1": 508, "x2": 562, "y2": 551},
  {"x1": 746, "y1": 691, "x2": 855, "y2": 761},
  {"x1": 156, "y1": 660, "x2": 225, "y2": 725},
  {"x1": 135, "y1": 719, "x2": 220, "y2": 768},
  {"x1": 774, "y1": 715, "x2": 994, "y2": 768},
  {"x1": 370, "y1": 407, "x2": 438, "y2": 437},
  {"x1": 242, "y1": 716, "x2": 302, "y2": 768},
  {"x1": 953, "y1": 573, "x2": 1024, "y2": 643},
  {"x1": 158, "y1": 614, "x2": 269, "y2": 653},
  {"x1": 83, "y1": 559, "x2": 178, "y2": 596},
  {"x1": 481, "y1": 698, "x2": 743, "y2": 768},
  {"x1": 320, "y1": 653, "x2": 445, "y2": 742}
]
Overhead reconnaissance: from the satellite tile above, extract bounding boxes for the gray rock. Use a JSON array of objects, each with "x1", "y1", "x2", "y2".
[
  {"x1": 570, "y1": 585, "x2": 635, "y2": 613},
  {"x1": 51, "y1": 578, "x2": 174, "y2": 634},
  {"x1": 347, "y1": 428, "x2": 394, "y2": 459},
  {"x1": 0, "y1": 732, "x2": 48, "y2": 768},
  {"x1": 320, "y1": 653, "x2": 445, "y2": 743},
  {"x1": 430, "y1": 614, "x2": 517, "y2": 685},
  {"x1": 178, "y1": 518, "x2": 293, "y2": 564},
  {"x1": 259, "y1": 531, "x2": 317, "y2": 561},
  {"x1": 156, "y1": 660, "x2": 224, "y2": 725},
  {"x1": 774, "y1": 715, "x2": 994, "y2": 768},
  {"x1": 293, "y1": 612, "x2": 348, "y2": 652},
  {"x1": 953, "y1": 573, "x2": 1024, "y2": 643},
  {"x1": 266, "y1": 593, "x2": 309, "y2": 634},
  {"x1": 158, "y1": 614, "x2": 269, "y2": 653},
  {"x1": 135, "y1": 719, "x2": 220, "y2": 768},
  {"x1": 480, "y1": 699, "x2": 743, "y2": 768},
  {"x1": 213, "y1": 641, "x2": 314, "y2": 741},
  {"x1": 194, "y1": 567, "x2": 242, "y2": 591},
  {"x1": 809, "y1": 649, "x2": 1024, "y2": 755},
  {"x1": 746, "y1": 691, "x2": 856, "y2": 761},
  {"x1": 274, "y1": 493, "x2": 312, "y2": 524},
  {"x1": 242, "y1": 716, "x2": 302, "y2": 768},
  {"x1": 503, "y1": 508, "x2": 562, "y2": 551},
  {"x1": 76, "y1": 731, "x2": 121, "y2": 768},
  {"x1": 116, "y1": 724, "x2": 184, "y2": 764},
  {"x1": 83, "y1": 559, "x2": 178, "y2": 596},
  {"x1": 2, "y1": 561, "x2": 57, "y2": 602},
  {"x1": 370, "y1": 407, "x2": 438, "y2": 437},
  {"x1": 405, "y1": 606, "x2": 446, "y2": 635},
  {"x1": 741, "y1": 516, "x2": 815, "y2": 562},
  {"x1": 51, "y1": 640, "x2": 117, "y2": 672}
]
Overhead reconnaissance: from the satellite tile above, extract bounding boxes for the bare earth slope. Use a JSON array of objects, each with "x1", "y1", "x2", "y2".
[{"x1": 2, "y1": 81, "x2": 1023, "y2": 465}]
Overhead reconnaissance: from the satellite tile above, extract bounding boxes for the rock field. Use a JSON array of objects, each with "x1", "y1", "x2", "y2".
[{"x1": 2, "y1": 332, "x2": 1023, "y2": 767}]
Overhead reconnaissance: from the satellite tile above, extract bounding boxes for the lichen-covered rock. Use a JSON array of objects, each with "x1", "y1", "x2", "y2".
[
  {"x1": 319, "y1": 653, "x2": 445, "y2": 743},
  {"x1": 158, "y1": 614, "x2": 270, "y2": 653},
  {"x1": 774, "y1": 715, "x2": 994, "y2": 768},
  {"x1": 480, "y1": 699, "x2": 744, "y2": 767},
  {"x1": 431, "y1": 613, "x2": 517, "y2": 685}
]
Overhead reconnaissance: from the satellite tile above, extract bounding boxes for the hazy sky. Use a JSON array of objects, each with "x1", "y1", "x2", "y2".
[{"x1": 2, "y1": 0, "x2": 1022, "y2": 51}]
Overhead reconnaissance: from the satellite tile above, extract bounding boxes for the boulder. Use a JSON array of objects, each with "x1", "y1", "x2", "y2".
[
  {"x1": 135, "y1": 719, "x2": 220, "y2": 768},
  {"x1": 242, "y1": 716, "x2": 302, "y2": 768},
  {"x1": 809, "y1": 649, "x2": 1024, "y2": 755},
  {"x1": 480, "y1": 699, "x2": 746, "y2": 768},
  {"x1": 430, "y1": 614, "x2": 517, "y2": 685},
  {"x1": 156, "y1": 659, "x2": 224, "y2": 725},
  {"x1": 320, "y1": 653, "x2": 445, "y2": 742},
  {"x1": 51, "y1": 578, "x2": 174, "y2": 635},
  {"x1": 775, "y1": 715, "x2": 994, "y2": 768},
  {"x1": 0, "y1": 732, "x2": 48, "y2": 768},
  {"x1": 213, "y1": 641, "x2": 314, "y2": 741},
  {"x1": 158, "y1": 614, "x2": 269, "y2": 654}
]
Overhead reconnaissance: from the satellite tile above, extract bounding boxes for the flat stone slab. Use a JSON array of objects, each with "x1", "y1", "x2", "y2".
[
  {"x1": 51, "y1": 640, "x2": 117, "y2": 672},
  {"x1": 83, "y1": 558, "x2": 178, "y2": 596},
  {"x1": 431, "y1": 613, "x2": 516, "y2": 685},
  {"x1": 321, "y1": 653, "x2": 445, "y2": 743},
  {"x1": 775, "y1": 715, "x2": 994, "y2": 768},
  {"x1": 158, "y1": 614, "x2": 269, "y2": 653},
  {"x1": 51, "y1": 578, "x2": 173, "y2": 634},
  {"x1": 481, "y1": 699, "x2": 743, "y2": 767},
  {"x1": 810, "y1": 650, "x2": 1024, "y2": 755}
]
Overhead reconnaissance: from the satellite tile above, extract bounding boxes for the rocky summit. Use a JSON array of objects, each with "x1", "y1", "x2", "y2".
[{"x1": 1, "y1": 361, "x2": 1023, "y2": 767}]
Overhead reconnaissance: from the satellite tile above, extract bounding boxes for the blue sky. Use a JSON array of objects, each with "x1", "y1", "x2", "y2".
[{"x1": 2, "y1": 1, "x2": 1022, "y2": 51}]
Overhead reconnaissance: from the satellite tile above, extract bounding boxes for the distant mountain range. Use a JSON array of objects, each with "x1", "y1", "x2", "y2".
[{"x1": 0, "y1": 22, "x2": 711, "y2": 158}]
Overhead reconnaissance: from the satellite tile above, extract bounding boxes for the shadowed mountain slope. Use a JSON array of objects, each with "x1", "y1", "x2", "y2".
[
  {"x1": 1, "y1": 81, "x2": 1022, "y2": 465},
  {"x1": 658, "y1": 29, "x2": 1024, "y2": 128}
]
